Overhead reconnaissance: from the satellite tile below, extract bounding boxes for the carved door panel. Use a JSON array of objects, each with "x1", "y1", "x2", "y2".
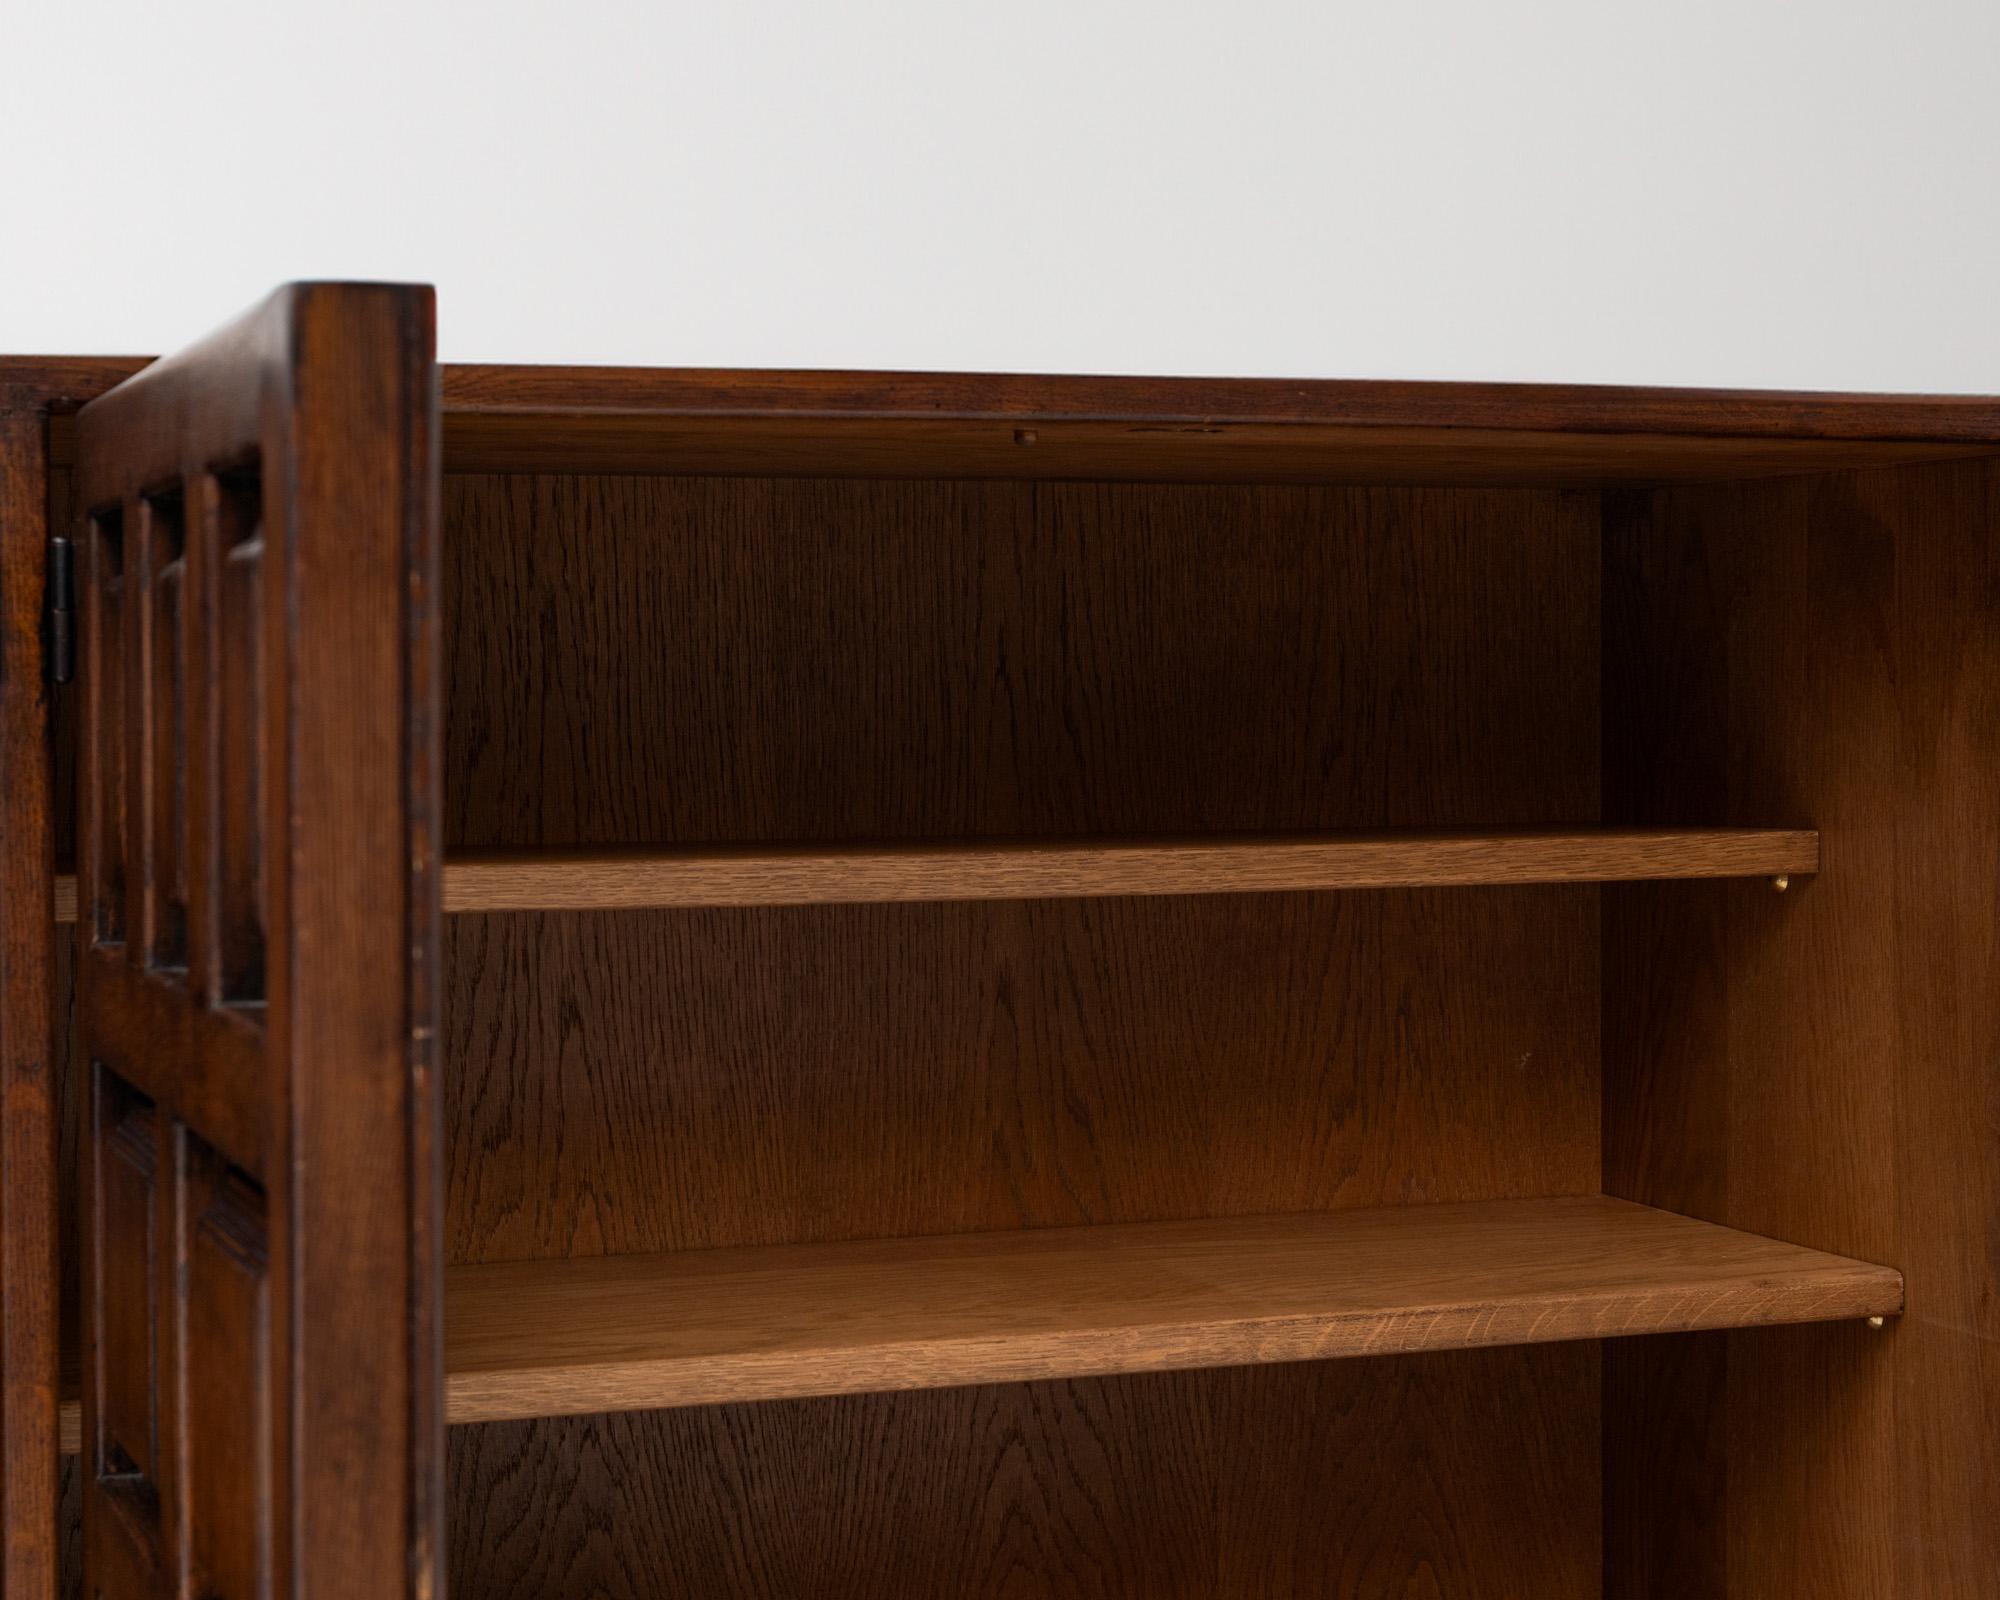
[{"x1": 75, "y1": 284, "x2": 441, "y2": 1600}]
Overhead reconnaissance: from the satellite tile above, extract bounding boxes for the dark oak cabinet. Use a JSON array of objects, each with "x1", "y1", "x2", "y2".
[{"x1": 1, "y1": 282, "x2": 1995, "y2": 1597}]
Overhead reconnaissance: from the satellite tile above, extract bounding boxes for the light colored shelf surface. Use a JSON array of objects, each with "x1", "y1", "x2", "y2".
[
  {"x1": 51, "y1": 828, "x2": 1818, "y2": 921},
  {"x1": 53, "y1": 1195, "x2": 1900, "y2": 1448},
  {"x1": 444, "y1": 1196, "x2": 1896, "y2": 1425}
]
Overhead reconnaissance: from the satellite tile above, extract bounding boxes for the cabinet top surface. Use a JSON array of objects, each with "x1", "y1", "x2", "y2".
[
  {"x1": 16, "y1": 348, "x2": 2000, "y2": 488},
  {"x1": 5, "y1": 355, "x2": 1998, "y2": 440}
]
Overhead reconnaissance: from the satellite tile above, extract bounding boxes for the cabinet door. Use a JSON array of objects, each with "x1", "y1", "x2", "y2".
[{"x1": 73, "y1": 284, "x2": 442, "y2": 1600}]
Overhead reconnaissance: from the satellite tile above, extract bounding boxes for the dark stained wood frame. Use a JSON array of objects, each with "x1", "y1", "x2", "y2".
[
  {"x1": 0, "y1": 398, "x2": 61, "y2": 1600},
  {"x1": 63, "y1": 286, "x2": 441, "y2": 1600},
  {"x1": 22, "y1": 358, "x2": 2000, "y2": 483},
  {"x1": 13, "y1": 358, "x2": 1997, "y2": 431}
]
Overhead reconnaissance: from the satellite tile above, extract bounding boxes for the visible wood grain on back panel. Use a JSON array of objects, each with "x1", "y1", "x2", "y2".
[
  {"x1": 440, "y1": 474, "x2": 1603, "y2": 1598},
  {"x1": 445, "y1": 1345, "x2": 1599, "y2": 1600},
  {"x1": 443, "y1": 889, "x2": 1597, "y2": 1256},
  {"x1": 1602, "y1": 457, "x2": 2000, "y2": 1599},
  {"x1": 442, "y1": 476, "x2": 1599, "y2": 846}
]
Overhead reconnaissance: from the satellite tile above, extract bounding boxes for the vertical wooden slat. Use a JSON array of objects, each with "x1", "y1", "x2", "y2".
[
  {"x1": 144, "y1": 493, "x2": 187, "y2": 973},
  {"x1": 151, "y1": 1110, "x2": 185, "y2": 1596},
  {"x1": 280, "y1": 281, "x2": 437, "y2": 1600},
  {"x1": 182, "y1": 1149, "x2": 271, "y2": 1600},
  {"x1": 401, "y1": 302, "x2": 446, "y2": 1600},
  {"x1": 92, "y1": 1087, "x2": 157, "y2": 1483},
  {"x1": 183, "y1": 476, "x2": 220, "y2": 1008},
  {"x1": 0, "y1": 407, "x2": 59, "y2": 1600},
  {"x1": 215, "y1": 477, "x2": 264, "y2": 1008},
  {"x1": 122, "y1": 495, "x2": 148, "y2": 972},
  {"x1": 84, "y1": 506, "x2": 125, "y2": 950}
]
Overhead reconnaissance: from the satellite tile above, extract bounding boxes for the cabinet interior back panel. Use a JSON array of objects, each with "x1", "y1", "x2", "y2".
[
  {"x1": 446, "y1": 1347, "x2": 1600, "y2": 1600},
  {"x1": 440, "y1": 476, "x2": 1601, "y2": 846},
  {"x1": 436, "y1": 474, "x2": 1605, "y2": 1599}
]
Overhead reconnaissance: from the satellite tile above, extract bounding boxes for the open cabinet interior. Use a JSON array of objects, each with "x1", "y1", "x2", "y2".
[{"x1": 29, "y1": 337, "x2": 2000, "y2": 1598}]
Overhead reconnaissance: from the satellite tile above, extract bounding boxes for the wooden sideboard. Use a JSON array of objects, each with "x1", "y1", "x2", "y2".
[{"x1": 2, "y1": 283, "x2": 1996, "y2": 1597}]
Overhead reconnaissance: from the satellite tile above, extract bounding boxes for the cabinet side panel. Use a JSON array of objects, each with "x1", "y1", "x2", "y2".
[
  {"x1": 1603, "y1": 459, "x2": 2000, "y2": 1599},
  {"x1": 1, "y1": 410, "x2": 59, "y2": 1600},
  {"x1": 440, "y1": 474, "x2": 1606, "y2": 1599},
  {"x1": 51, "y1": 461, "x2": 82, "y2": 1600}
]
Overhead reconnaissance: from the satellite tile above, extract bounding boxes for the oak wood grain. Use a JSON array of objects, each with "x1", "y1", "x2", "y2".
[
  {"x1": 437, "y1": 827, "x2": 1811, "y2": 906},
  {"x1": 1602, "y1": 457, "x2": 2000, "y2": 1599},
  {"x1": 435, "y1": 470, "x2": 1608, "y2": 1595},
  {"x1": 49, "y1": 827, "x2": 1819, "y2": 921},
  {"x1": 446, "y1": 1347, "x2": 1601, "y2": 1600},
  {"x1": 443, "y1": 1197, "x2": 1895, "y2": 1423},
  {"x1": 442, "y1": 889, "x2": 1603, "y2": 1256},
  {"x1": 441, "y1": 476, "x2": 1603, "y2": 849},
  {"x1": 58, "y1": 1195, "x2": 1889, "y2": 1452}
]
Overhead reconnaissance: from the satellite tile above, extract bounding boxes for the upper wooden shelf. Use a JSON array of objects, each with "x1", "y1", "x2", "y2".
[
  {"x1": 21, "y1": 358, "x2": 1999, "y2": 487},
  {"x1": 57, "y1": 1196, "x2": 1899, "y2": 1449},
  {"x1": 51, "y1": 827, "x2": 1817, "y2": 921},
  {"x1": 446, "y1": 1196, "x2": 1897, "y2": 1424}
]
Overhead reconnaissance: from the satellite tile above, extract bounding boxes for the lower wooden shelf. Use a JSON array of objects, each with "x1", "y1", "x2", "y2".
[
  {"x1": 444, "y1": 1197, "x2": 1896, "y2": 1422},
  {"x1": 55, "y1": 1195, "x2": 1899, "y2": 1450}
]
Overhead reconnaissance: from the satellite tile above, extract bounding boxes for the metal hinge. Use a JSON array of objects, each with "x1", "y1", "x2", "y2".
[{"x1": 46, "y1": 535, "x2": 75, "y2": 685}]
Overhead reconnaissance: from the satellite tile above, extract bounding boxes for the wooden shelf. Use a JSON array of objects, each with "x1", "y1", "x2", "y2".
[
  {"x1": 445, "y1": 1196, "x2": 1894, "y2": 1425},
  {"x1": 46, "y1": 1196, "x2": 1896, "y2": 1454},
  {"x1": 54, "y1": 1194, "x2": 1902, "y2": 1451},
  {"x1": 50, "y1": 828, "x2": 1817, "y2": 922}
]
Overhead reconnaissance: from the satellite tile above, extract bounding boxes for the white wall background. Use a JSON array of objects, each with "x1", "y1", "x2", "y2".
[{"x1": 5, "y1": 0, "x2": 1997, "y2": 390}]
